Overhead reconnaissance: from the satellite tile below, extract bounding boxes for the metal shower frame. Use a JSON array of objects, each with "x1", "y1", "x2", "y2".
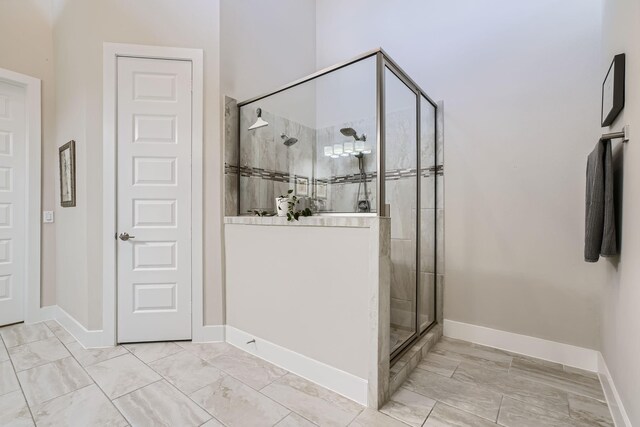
[{"x1": 237, "y1": 48, "x2": 439, "y2": 365}]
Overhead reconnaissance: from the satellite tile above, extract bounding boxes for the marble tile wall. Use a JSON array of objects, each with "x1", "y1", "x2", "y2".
[{"x1": 224, "y1": 96, "x2": 239, "y2": 216}]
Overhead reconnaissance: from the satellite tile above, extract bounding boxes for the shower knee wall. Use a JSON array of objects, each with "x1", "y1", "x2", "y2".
[{"x1": 223, "y1": 217, "x2": 391, "y2": 407}]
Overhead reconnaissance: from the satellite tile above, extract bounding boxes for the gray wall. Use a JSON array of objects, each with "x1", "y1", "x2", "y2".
[
  {"x1": 316, "y1": 0, "x2": 607, "y2": 350},
  {"x1": 601, "y1": 0, "x2": 640, "y2": 424}
]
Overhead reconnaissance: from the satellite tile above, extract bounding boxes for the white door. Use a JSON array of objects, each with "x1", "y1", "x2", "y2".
[
  {"x1": 117, "y1": 57, "x2": 192, "y2": 342},
  {"x1": 0, "y1": 81, "x2": 26, "y2": 326}
]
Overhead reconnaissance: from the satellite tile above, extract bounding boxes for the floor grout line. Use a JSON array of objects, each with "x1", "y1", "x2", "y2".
[{"x1": 2, "y1": 328, "x2": 43, "y2": 425}]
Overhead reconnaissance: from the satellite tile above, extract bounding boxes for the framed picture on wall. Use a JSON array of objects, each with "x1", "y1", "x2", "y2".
[
  {"x1": 59, "y1": 140, "x2": 76, "y2": 207},
  {"x1": 601, "y1": 53, "x2": 625, "y2": 127},
  {"x1": 295, "y1": 176, "x2": 309, "y2": 196},
  {"x1": 315, "y1": 180, "x2": 328, "y2": 199}
]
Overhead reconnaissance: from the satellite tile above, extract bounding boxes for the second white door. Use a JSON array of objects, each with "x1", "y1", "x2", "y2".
[{"x1": 117, "y1": 57, "x2": 192, "y2": 343}]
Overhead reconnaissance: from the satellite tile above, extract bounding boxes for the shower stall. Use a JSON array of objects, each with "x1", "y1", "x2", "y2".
[{"x1": 233, "y1": 49, "x2": 440, "y2": 364}]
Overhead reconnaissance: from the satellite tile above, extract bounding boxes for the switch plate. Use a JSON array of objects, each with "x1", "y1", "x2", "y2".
[{"x1": 43, "y1": 211, "x2": 54, "y2": 223}]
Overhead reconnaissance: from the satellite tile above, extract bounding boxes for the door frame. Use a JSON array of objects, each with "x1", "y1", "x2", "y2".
[
  {"x1": 0, "y1": 67, "x2": 42, "y2": 324},
  {"x1": 103, "y1": 43, "x2": 204, "y2": 346}
]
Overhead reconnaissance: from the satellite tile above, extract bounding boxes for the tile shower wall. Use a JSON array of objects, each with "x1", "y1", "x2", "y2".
[
  {"x1": 315, "y1": 117, "x2": 377, "y2": 213},
  {"x1": 224, "y1": 96, "x2": 239, "y2": 216}
]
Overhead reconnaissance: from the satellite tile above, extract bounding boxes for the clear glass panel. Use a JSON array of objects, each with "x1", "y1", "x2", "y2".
[
  {"x1": 239, "y1": 57, "x2": 377, "y2": 215},
  {"x1": 385, "y1": 67, "x2": 418, "y2": 355},
  {"x1": 419, "y1": 96, "x2": 437, "y2": 332}
]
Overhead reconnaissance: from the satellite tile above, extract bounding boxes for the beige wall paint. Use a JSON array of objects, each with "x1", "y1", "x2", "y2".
[
  {"x1": 52, "y1": 0, "x2": 222, "y2": 329},
  {"x1": 315, "y1": 0, "x2": 607, "y2": 349},
  {"x1": 225, "y1": 224, "x2": 371, "y2": 379},
  {"x1": 601, "y1": 0, "x2": 640, "y2": 423},
  {"x1": 0, "y1": 0, "x2": 57, "y2": 307},
  {"x1": 220, "y1": 0, "x2": 317, "y2": 103}
]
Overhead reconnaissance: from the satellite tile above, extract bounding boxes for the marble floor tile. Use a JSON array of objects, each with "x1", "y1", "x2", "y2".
[
  {"x1": 114, "y1": 380, "x2": 211, "y2": 427},
  {"x1": 17, "y1": 357, "x2": 92, "y2": 406},
  {"x1": 0, "y1": 390, "x2": 34, "y2": 426},
  {"x1": 208, "y1": 346, "x2": 287, "y2": 389},
  {"x1": 31, "y1": 384, "x2": 127, "y2": 427},
  {"x1": 350, "y1": 408, "x2": 409, "y2": 426},
  {"x1": 124, "y1": 341, "x2": 183, "y2": 364},
  {"x1": 0, "y1": 338, "x2": 8, "y2": 362},
  {"x1": 431, "y1": 338, "x2": 512, "y2": 371},
  {"x1": 380, "y1": 387, "x2": 435, "y2": 427},
  {"x1": 497, "y1": 396, "x2": 581, "y2": 427},
  {"x1": 0, "y1": 359, "x2": 20, "y2": 396},
  {"x1": 261, "y1": 373, "x2": 363, "y2": 426},
  {"x1": 510, "y1": 357, "x2": 605, "y2": 401},
  {"x1": 85, "y1": 354, "x2": 161, "y2": 399},
  {"x1": 416, "y1": 353, "x2": 460, "y2": 377},
  {"x1": 44, "y1": 320, "x2": 76, "y2": 344},
  {"x1": 64, "y1": 341, "x2": 129, "y2": 367},
  {"x1": 9, "y1": 337, "x2": 70, "y2": 371},
  {"x1": 564, "y1": 365, "x2": 600, "y2": 380},
  {"x1": 403, "y1": 368, "x2": 502, "y2": 422},
  {"x1": 275, "y1": 412, "x2": 316, "y2": 427},
  {"x1": 149, "y1": 350, "x2": 225, "y2": 394},
  {"x1": 190, "y1": 375, "x2": 290, "y2": 427},
  {"x1": 423, "y1": 402, "x2": 497, "y2": 427},
  {"x1": 568, "y1": 393, "x2": 614, "y2": 427},
  {"x1": 452, "y1": 362, "x2": 569, "y2": 415},
  {"x1": 175, "y1": 341, "x2": 233, "y2": 361},
  {"x1": 0, "y1": 323, "x2": 54, "y2": 348},
  {"x1": 201, "y1": 418, "x2": 226, "y2": 427}
]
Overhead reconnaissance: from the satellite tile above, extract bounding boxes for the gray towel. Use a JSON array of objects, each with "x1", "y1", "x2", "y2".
[{"x1": 584, "y1": 139, "x2": 617, "y2": 262}]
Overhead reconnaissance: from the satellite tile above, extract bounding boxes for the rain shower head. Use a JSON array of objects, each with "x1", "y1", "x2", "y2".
[
  {"x1": 340, "y1": 127, "x2": 366, "y2": 141},
  {"x1": 281, "y1": 133, "x2": 298, "y2": 147},
  {"x1": 248, "y1": 108, "x2": 269, "y2": 130}
]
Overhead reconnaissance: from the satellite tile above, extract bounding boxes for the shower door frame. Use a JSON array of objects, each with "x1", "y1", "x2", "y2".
[{"x1": 235, "y1": 48, "x2": 439, "y2": 365}]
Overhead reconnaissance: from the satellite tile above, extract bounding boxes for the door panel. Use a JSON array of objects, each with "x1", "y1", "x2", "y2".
[
  {"x1": 0, "y1": 81, "x2": 25, "y2": 326},
  {"x1": 117, "y1": 57, "x2": 192, "y2": 342}
]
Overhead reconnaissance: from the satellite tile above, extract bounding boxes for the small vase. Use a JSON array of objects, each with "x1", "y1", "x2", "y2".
[{"x1": 276, "y1": 197, "x2": 290, "y2": 217}]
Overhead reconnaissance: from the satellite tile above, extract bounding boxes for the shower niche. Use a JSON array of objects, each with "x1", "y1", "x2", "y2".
[{"x1": 229, "y1": 49, "x2": 442, "y2": 365}]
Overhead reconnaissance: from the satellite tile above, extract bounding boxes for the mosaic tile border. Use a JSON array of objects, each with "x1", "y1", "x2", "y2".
[{"x1": 225, "y1": 163, "x2": 444, "y2": 185}]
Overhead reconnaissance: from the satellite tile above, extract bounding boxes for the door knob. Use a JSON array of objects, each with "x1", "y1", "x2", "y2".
[{"x1": 118, "y1": 232, "x2": 135, "y2": 241}]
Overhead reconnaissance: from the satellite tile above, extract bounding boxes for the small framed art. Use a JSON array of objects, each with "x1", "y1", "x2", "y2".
[
  {"x1": 295, "y1": 176, "x2": 309, "y2": 196},
  {"x1": 59, "y1": 140, "x2": 76, "y2": 207},
  {"x1": 601, "y1": 53, "x2": 625, "y2": 127}
]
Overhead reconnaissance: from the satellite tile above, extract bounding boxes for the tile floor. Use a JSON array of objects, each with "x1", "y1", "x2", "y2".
[
  {"x1": 0, "y1": 321, "x2": 384, "y2": 427},
  {"x1": 380, "y1": 337, "x2": 614, "y2": 427},
  {"x1": 0, "y1": 322, "x2": 614, "y2": 427}
]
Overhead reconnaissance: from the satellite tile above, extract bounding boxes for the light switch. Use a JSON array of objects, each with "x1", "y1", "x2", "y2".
[{"x1": 43, "y1": 211, "x2": 54, "y2": 223}]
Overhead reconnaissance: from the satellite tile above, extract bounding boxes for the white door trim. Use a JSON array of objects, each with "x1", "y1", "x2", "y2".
[
  {"x1": 103, "y1": 43, "x2": 204, "y2": 346},
  {"x1": 0, "y1": 67, "x2": 42, "y2": 324}
]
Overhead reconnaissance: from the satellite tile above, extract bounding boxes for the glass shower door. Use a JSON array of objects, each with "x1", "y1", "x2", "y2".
[
  {"x1": 385, "y1": 67, "x2": 418, "y2": 356},
  {"x1": 419, "y1": 96, "x2": 437, "y2": 332}
]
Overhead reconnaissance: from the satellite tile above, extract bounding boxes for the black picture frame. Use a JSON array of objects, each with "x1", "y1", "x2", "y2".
[
  {"x1": 601, "y1": 53, "x2": 625, "y2": 127},
  {"x1": 59, "y1": 140, "x2": 76, "y2": 207}
]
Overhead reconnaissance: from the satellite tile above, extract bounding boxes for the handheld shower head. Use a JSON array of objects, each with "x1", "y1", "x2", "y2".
[
  {"x1": 281, "y1": 133, "x2": 298, "y2": 147},
  {"x1": 340, "y1": 127, "x2": 366, "y2": 141}
]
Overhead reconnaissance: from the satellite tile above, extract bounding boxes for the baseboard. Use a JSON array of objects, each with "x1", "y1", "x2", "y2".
[
  {"x1": 225, "y1": 325, "x2": 368, "y2": 406},
  {"x1": 24, "y1": 305, "x2": 57, "y2": 324},
  {"x1": 55, "y1": 306, "x2": 111, "y2": 348},
  {"x1": 597, "y1": 352, "x2": 632, "y2": 427},
  {"x1": 192, "y1": 324, "x2": 225, "y2": 343},
  {"x1": 443, "y1": 319, "x2": 599, "y2": 371}
]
